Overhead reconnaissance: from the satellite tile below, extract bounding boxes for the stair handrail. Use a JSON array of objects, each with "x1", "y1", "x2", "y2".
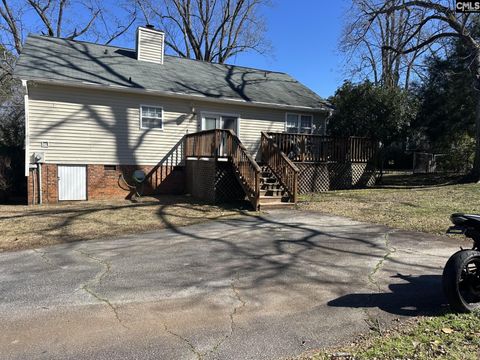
[
  {"x1": 260, "y1": 131, "x2": 299, "y2": 203},
  {"x1": 224, "y1": 129, "x2": 261, "y2": 209},
  {"x1": 143, "y1": 136, "x2": 185, "y2": 191},
  {"x1": 185, "y1": 129, "x2": 261, "y2": 209}
]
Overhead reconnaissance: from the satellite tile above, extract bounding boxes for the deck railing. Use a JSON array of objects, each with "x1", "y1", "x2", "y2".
[
  {"x1": 144, "y1": 137, "x2": 185, "y2": 190},
  {"x1": 260, "y1": 132, "x2": 299, "y2": 203},
  {"x1": 266, "y1": 133, "x2": 377, "y2": 163},
  {"x1": 185, "y1": 129, "x2": 261, "y2": 208}
]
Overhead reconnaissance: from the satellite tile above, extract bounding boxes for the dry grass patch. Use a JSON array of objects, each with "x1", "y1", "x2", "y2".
[
  {"x1": 0, "y1": 196, "x2": 251, "y2": 252},
  {"x1": 297, "y1": 174, "x2": 480, "y2": 359},
  {"x1": 301, "y1": 311, "x2": 480, "y2": 360},
  {"x1": 299, "y1": 175, "x2": 480, "y2": 235}
]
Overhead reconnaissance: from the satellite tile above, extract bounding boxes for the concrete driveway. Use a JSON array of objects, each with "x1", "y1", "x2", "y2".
[{"x1": 0, "y1": 210, "x2": 461, "y2": 359}]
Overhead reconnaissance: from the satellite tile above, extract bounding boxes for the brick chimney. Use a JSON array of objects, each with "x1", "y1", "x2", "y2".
[{"x1": 136, "y1": 25, "x2": 164, "y2": 64}]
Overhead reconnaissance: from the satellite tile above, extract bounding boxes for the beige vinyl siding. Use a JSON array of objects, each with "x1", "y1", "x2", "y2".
[
  {"x1": 28, "y1": 84, "x2": 196, "y2": 165},
  {"x1": 194, "y1": 102, "x2": 286, "y2": 157},
  {"x1": 137, "y1": 28, "x2": 164, "y2": 64},
  {"x1": 27, "y1": 83, "x2": 325, "y2": 165}
]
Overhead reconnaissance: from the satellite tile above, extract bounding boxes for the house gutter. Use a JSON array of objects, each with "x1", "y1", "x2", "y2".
[
  {"x1": 21, "y1": 77, "x2": 333, "y2": 113},
  {"x1": 22, "y1": 80, "x2": 30, "y2": 177},
  {"x1": 22, "y1": 80, "x2": 42, "y2": 204}
]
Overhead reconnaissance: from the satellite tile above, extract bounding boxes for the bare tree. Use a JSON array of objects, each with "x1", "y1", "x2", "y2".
[
  {"x1": 341, "y1": 0, "x2": 434, "y2": 89},
  {"x1": 0, "y1": 0, "x2": 137, "y2": 54},
  {"x1": 364, "y1": 0, "x2": 480, "y2": 180},
  {"x1": 0, "y1": 44, "x2": 23, "y2": 143},
  {"x1": 138, "y1": 0, "x2": 270, "y2": 63},
  {"x1": 0, "y1": 1, "x2": 24, "y2": 54}
]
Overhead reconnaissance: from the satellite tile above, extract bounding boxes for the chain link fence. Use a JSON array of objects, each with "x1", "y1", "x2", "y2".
[{"x1": 412, "y1": 152, "x2": 448, "y2": 174}]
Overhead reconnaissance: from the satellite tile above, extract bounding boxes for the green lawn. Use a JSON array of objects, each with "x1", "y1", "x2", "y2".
[
  {"x1": 304, "y1": 312, "x2": 480, "y2": 360},
  {"x1": 297, "y1": 174, "x2": 480, "y2": 360},
  {"x1": 299, "y1": 174, "x2": 480, "y2": 235}
]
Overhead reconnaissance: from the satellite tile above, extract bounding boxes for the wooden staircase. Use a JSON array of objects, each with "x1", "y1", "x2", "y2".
[
  {"x1": 184, "y1": 129, "x2": 299, "y2": 210},
  {"x1": 258, "y1": 165, "x2": 295, "y2": 209}
]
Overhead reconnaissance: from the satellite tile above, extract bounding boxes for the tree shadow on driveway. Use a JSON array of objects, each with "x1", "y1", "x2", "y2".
[{"x1": 149, "y1": 205, "x2": 448, "y2": 312}]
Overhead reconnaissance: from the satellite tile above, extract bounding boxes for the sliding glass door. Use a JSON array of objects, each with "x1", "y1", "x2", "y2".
[{"x1": 201, "y1": 113, "x2": 239, "y2": 135}]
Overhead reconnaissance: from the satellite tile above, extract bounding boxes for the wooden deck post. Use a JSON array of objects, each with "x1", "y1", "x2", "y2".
[{"x1": 301, "y1": 135, "x2": 306, "y2": 162}]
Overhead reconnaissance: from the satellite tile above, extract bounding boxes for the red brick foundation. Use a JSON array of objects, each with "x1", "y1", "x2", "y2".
[
  {"x1": 27, "y1": 164, "x2": 58, "y2": 204},
  {"x1": 27, "y1": 164, "x2": 185, "y2": 204}
]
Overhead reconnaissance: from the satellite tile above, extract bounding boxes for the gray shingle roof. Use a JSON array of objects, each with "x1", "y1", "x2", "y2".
[{"x1": 15, "y1": 35, "x2": 330, "y2": 110}]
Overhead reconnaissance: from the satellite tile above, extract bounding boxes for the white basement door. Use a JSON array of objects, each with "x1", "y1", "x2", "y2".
[{"x1": 58, "y1": 165, "x2": 87, "y2": 201}]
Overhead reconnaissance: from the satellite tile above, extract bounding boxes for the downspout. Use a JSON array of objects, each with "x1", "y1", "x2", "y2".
[
  {"x1": 29, "y1": 164, "x2": 38, "y2": 204},
  {"x1": 22, "y1": 80, "x2": 30, "y2": 177},
  {"x1": 22, "y1": 80, "x2": 42, "y2": 204},
  {"x1": 38, "y1": 163, "x2": 42, "y2": 205},
  {"x1": 22, "y1": 79, "x2": 36, "y2": 203},
  {"x1": 23, "y1": 80, "x2": 43, "y2": 205},
  {"x1": 32, "y1": 168, "x2": 35, "y2": 205}
]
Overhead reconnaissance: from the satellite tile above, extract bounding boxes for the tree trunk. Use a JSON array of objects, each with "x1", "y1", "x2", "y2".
[
  {"x1": 377, "y1": 143, "x2": 385, "y2": 183},
  {"x1": 471, "y1": 52, "x2": 480, "y2": 182},
  {"x1": 473, "y1": 90, "x2": 480, "y2": 181}
]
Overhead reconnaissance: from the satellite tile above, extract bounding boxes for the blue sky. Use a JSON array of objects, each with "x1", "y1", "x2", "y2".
[{"x1": 231, "y1": 0, "x2": 349, "y2": 99}]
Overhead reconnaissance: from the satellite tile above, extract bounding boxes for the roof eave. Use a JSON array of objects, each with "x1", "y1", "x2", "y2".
[{"x1": 19, "y1": 76, "x2": 332, "y2": 112}]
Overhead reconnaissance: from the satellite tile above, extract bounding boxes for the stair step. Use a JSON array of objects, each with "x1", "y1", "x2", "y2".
[
  {"x1": 238, "y1": 177, "x2": 282, "y2": 191},
  {"x1": 260, "y1": 182, "x2": 281, "y2": 188},
  {"x1": 259, "y1": 195, "x2": 290, "y2": 204},
  {"x1": 260, "y1": 184, "x2": 283, "y2": 190},
  {"x1": 259, "y1": 202, "x2": 296, "y2": 209},
  {"x1": 259, "y1": 189, "x2": 286, "y2": 196},
  {"x1": 260, "y1": 177, "x2": 278, "y2": 184},
  {"x1": 238, "y1": 173, "x2": 277, "y2": 184},
  {"x1": 232, "y1": 162, "x2": 296, "y2": 210}
]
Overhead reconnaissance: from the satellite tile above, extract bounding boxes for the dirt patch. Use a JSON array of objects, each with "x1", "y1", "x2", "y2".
[{"x1": 0, "y1": 195, "x2": 251, "y2": 252}]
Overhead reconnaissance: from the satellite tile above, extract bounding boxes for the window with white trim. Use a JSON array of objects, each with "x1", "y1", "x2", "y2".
[
  {"x1": 140, "y1": 105, "x2": 163, "y2": 129},
  {"x1": 286, "y1": 113, "x2": 313, "y2": 134}
]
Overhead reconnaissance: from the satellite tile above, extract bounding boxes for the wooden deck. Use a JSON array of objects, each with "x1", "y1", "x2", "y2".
[
  {"x1": 266, "y1": 133, "x2": 377, "y2": 163},
  {"x1": 265, "y1": 132, "x2": 378, "y2": 193},
  {"x1": 145, "y1": 130, "x2": 377, "y2": 209}
]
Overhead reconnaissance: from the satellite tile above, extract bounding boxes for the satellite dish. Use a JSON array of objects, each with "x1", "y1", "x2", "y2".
[{"x1": 133, "y1": 170, "x2": 146, "y2": 183}]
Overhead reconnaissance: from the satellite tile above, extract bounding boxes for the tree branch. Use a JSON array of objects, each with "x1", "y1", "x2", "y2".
[
  {"x1": 27, "y1": 0, "x2": 54, "y2": 36},
  {"x1": 66, "y1": 9, "x2": 100, "y2": 40},
  {"x1": 383, "y1": 32, "x2": 461, "y2": 55},
  {"x1": 104, "y1": 15, "x2": 137, "y2": 45},
  {"x1": 0, "y1": 0, "x2": 22, "y2": 53}
]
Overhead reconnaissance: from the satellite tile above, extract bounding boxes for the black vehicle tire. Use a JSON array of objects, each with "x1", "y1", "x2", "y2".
[{"x1": 443, "y1": 250, "x2": 480, "y2": 313}]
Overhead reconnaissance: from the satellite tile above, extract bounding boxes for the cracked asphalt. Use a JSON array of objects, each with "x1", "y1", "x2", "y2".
[{"x1": 0, "y1": 210, "x2": 462, "y2": 359}]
